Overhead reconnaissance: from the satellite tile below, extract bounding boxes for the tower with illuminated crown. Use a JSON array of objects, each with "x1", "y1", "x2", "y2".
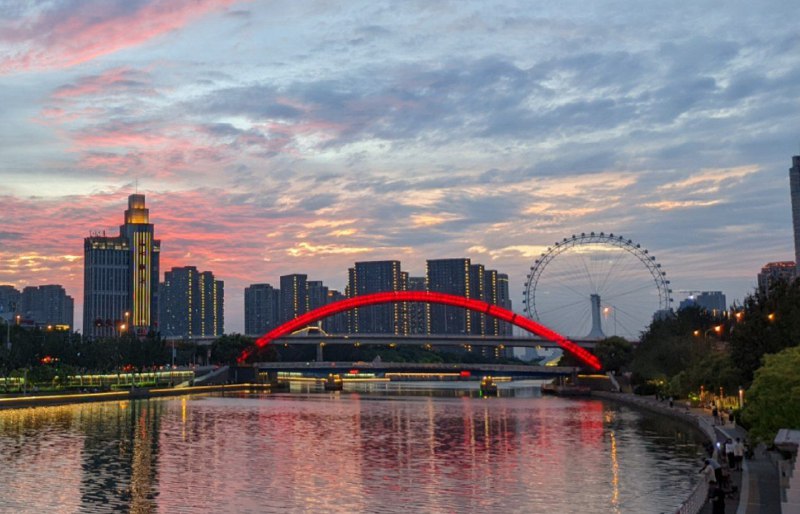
[{"x1": 83, "y1": 194, "x2": 161, "y2": 338}]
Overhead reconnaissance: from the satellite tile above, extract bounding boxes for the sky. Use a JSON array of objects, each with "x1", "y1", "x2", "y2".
[{"x1": 1, "y1": 0, "x2": 799, "y2": 335}]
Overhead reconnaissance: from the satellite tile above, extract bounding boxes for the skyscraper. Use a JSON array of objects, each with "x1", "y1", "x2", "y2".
[
  {"x1": 244, "y1": 283, "x2": 281, "y2": 336},
  {"x1": 307, "y1": 281, "x2": 329, "y2": 312},
  {"x1": 791, "y1": 155, "x2": 800, "y2": 273},
  {"x1": 407, "y1": 276, "x2": 427, "y2": 335},
  {"x1": 159, "y1": 266, "x2": 223, "y2": 338},
  {"x1": 347, "y1": 260, "x2": 405, "y2": 334},
  {"x1": 83, "y1": 194, "x2": 160, "y2": 338},
  {"x1": 280, "y1": 274, "x2": 308, "y2": 323},
  {"x1": 496, "y1": 273, "x2": 512, "y2": 336},
  {"x1": 20, "y1": 285, "x2": 74, "y2": 329},
  {"x1": 322, "y1": 289, "x2": 348, "y2": 334},
  {"x1": 426, "y1": 258, "x2": 471, "y2": 335}
]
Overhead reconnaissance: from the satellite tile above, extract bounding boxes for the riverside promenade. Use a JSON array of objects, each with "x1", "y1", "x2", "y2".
[{"x1": 593, "y1": 392, "x2": 782, "y2": 514}]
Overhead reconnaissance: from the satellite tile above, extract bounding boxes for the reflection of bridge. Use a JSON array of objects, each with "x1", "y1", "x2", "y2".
[{"x1": 254, "y1": 361, "x2": 579, "y2": 379}]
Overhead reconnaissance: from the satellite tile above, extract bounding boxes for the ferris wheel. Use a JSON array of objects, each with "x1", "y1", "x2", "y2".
[{"x1": 523, "y1": 232, "x2": 672, "y2": 340}]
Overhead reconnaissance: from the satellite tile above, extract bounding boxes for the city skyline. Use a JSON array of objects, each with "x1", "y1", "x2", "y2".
[{"x1": 2, "y1": 1, "x2": 800, "y2": 333}]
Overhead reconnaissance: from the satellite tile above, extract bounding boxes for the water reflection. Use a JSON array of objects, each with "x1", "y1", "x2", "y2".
[{"x1": 0, "y1": 388, "x2": 704, "y2": 513}]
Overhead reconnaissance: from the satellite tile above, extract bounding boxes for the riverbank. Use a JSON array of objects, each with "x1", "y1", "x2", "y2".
[
  {"x1": 594, "y1": 391, "x2": 782, "y2": 514},
  {"x1": 0, "y1": 383, "x2": 270, "y2": 410}
]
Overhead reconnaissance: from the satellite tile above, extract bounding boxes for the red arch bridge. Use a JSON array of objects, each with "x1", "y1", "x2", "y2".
[{"x1": 238, "y1": 291, "x2": 602, "y2": 371}]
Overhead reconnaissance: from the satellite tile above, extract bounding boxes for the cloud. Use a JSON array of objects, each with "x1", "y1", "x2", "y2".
[{"x1": 0, "y1": 0, "x2": 243, "y2": 73}]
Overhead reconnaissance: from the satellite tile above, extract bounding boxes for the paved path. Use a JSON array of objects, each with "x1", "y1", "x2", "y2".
[{"x1": 690, "y1": 409, "x2": 782, "y2": 514}]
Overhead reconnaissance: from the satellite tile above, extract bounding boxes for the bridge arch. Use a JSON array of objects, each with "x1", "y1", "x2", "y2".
[{"x1": 238, "y1": 291, "x2": 602, "y2": 370}]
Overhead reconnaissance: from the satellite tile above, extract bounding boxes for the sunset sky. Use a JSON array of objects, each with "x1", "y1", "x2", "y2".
[{"x1": 1, "y1": 1, "x2": 798, "y2": 334}]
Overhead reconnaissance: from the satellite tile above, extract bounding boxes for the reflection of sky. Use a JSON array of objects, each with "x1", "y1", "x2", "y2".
[
  {"x1": 2, "y1": 1, "x2": 799, "y2": 331},
  {"x1": 0, "y1": 394, "x2": 704, "y2": 512}
]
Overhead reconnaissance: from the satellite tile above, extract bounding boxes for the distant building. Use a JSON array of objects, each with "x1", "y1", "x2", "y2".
[
  {"x1": 0, "y1": 285, "x2": 20, "y2": 317},
  {"x1": 758, "y1": 261, "x2": 797, "y2": 295},
  {"x1": 280, "y1": 274, "x2": 308, "y2": 323},
  {"x1": 791, "y1": 155, "x2": 800, "y2": 273},
  {"x1": 244, "y1": 283, "x2": 281, "y2": 336},
  {"x1": 496, "y1": 273, "x2": 513, "y2": 336},
  {"x1": 426, "y1": 258, "x2": 472, "y2": 335},
  {"x1": 322, "y1": 289, "x2": 348, "y2": 334},
  {"x1": 19, "y1": 285, "x2": 74, "y2": 329},
  {"x1": 469, "y1": 264, "x2": 486, "y2": 336},
  {"x1": 307, "y1": 281, "x2": 328, "y2": 311},
  {"x1": 83, "y1": 194, "x2": 160, "y2": 338},
  {"x1": 678, "y1": 291, "x2": 727, "y2": 315},
  {"x1": 159, "y1": 267, "x2": 223, "y2": 338},
  {"x1": 347, "y1": 260, "x2": 405, "y2": 334},
  {"x1": 406, "y1": 276, "x2": 427, "y2": 335}
]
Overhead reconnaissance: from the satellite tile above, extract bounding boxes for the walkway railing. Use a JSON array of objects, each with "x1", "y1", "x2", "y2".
[{"x1": 675, "y1": 478, "x2": 708, "y2": 514}]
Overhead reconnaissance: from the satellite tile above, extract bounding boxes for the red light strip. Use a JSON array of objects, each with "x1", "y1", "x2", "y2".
[{"x1": 238, "y1": 291, "x2": 602, "y2": 370}]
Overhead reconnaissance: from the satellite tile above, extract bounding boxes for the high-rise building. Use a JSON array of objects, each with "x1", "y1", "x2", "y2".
[
  {"x1": 0, "y1": 285, "x2": 21, "y2": 318},
  {"x1": 790, "y1": 155, "x2": 800, "y2": 273},
  {"x1": 406, "y1": 276, "x2": 427, "y2": 335},
  {"x1": 244, "y1": 283, "x2": 281, "y2": 336},
  {"x1": 678, "y1": 291, "x2": 727, "y2": 314},
  {"x1": 322, "y1": 289, "x2": 348, "y2": 334},
  {"x1": 20, "y1": 285, "x2": 74, "y2": 329},
  {"x1": 280, "y1": 274, "x2": 308, "y2": 323},
  {"x1": 159, "y1": 267, "x2": 223, "y2": 338},
  {"x1": 83, "y1": 194, "x2": 161, "y2": 338},
  {"x1": 426, "y1": 258, "x2": 471, "y2": 335},
  {"x1": 497, "y1": 273, "x2": 512, "y2": 336},
  {"x1": 307, "y1": 281, "x2": 329, "y2": 311},
  {"x1": 757, "y1": 261, "x2": 797, "y2": 295},
  {"x1": 347, "y1": 260, "x2": 405, "y2": 334},
  {"x1": 469, "y1": 264, "x2": 486, "y2": 336}
]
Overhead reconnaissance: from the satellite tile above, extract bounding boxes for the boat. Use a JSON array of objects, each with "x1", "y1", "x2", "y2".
[
  {"x1": 480, "y1": 376, "x2": 498, "y2": 395},
  {"x1": 324, "y1": 373, "x2": 343, "y2": 391}
]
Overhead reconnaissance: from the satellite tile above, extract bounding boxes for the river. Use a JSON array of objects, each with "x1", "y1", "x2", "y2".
[{"x1": 0, "y1": 384, "x2": 704, "y2": 513}]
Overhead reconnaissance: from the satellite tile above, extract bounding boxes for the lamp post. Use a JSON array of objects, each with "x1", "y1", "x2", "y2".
[
  {"x1": 603, "y1": 305, "x2": 617, "y2": 336},
  {"x1": 695, "y1": 325, "x2": 722, "y2": 341}
]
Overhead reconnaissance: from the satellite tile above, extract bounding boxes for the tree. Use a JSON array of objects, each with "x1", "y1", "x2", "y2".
[
  {"x1": 729, "y1": 279, "x2": 800, "y2": 383},
  {"x1": 593, "y1": 336, "x2": 633, "y2": 373},
  {"x1": 741, "y1": 345, "x2": 800, "y2": 442},
  {"x1": 212, "y1": 334, "x2": 278, "y2": 364}
]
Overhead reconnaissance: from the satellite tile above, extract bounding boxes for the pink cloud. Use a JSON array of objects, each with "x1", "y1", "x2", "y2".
[
  {"x1": 0, "y1": 0, "x2": 243, "y2": 74},
  {"x1": 51, "y1": 67, "x2": 155, "y2": 99}
]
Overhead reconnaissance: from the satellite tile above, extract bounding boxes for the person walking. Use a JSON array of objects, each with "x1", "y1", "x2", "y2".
[
  {"x1": 733, "y1": 438, "x2": 744, "y2": 471},
  {"x1": 725, "y1": 438, "x2": 735, "y2": 469},
  {"x1": 712, "y1": 405, "x2": 719, "y2": 425}
]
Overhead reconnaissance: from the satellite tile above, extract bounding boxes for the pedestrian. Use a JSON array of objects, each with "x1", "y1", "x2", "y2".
[
  {"x1": 709, "y1": 481, "x2": 726, "y2": 514},
  {"x1": 733, "y1": 438, "x2": 744, "y2": 470},
  {"x1": 725, "y1": 438, "x2": 735, "y2": 469},
  {"x1": 728, "y1": 408, "x2": 735, "y2": 427},
  {"x1": 712, "y1": 405, "x2": 719, "y2": 425},
  {"x1": 700, "y1": 457, "x2": 723, "y2": 484},
  {"x1": 669, "y1": 396, "x2": 674, "y2": 408}
]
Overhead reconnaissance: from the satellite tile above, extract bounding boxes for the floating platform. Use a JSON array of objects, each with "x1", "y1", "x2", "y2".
[{"x1": 541, "y1": 383, "x2": 592, "y2": 397}]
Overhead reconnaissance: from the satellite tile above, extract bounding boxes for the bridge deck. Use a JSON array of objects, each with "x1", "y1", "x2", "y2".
[{"x1": 253, "y1": 361, "x2": 579, "y2": 377}]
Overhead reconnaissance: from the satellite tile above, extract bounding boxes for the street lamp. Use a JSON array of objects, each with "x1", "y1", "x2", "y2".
[
  {"x1": 603, "y1": 305, "x2": 617, "y2": 336},
  {"x1": 694, "y1": 325, "x2": 722, "y2": 341},
  {"x1": 767, "y1": 313, "x2": 775, "y2": 322}
]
